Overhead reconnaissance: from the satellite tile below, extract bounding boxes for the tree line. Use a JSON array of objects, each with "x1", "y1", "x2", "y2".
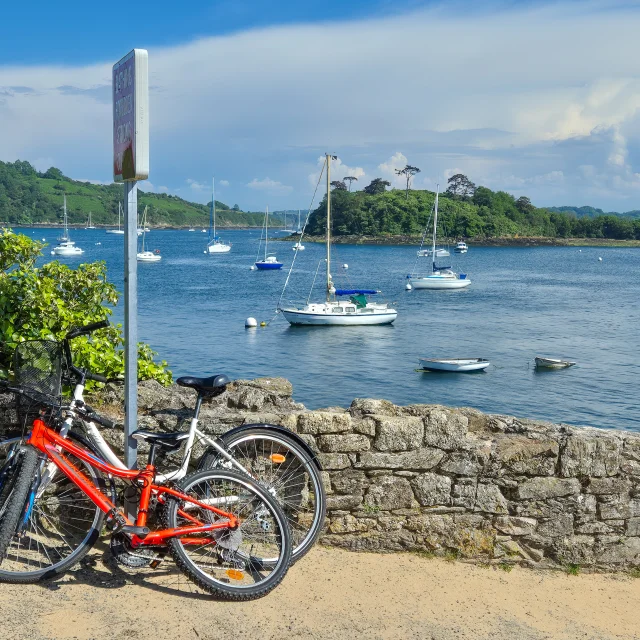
[{"x1": 308, "y1": 170, "x2": 640, "y2": 240}]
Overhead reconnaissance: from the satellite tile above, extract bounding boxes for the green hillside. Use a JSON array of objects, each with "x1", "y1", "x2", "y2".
[
  {"x1": 0, "y1": 160, "x2": 271, "y2": 228},
  {"x1": 548, "y1": 206, "x2": 640, "y2": 220},
  {"x1": 306, "y1": 180, "x2": 640, "y2": 241}
]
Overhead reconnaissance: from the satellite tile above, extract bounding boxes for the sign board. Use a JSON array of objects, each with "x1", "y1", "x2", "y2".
[{"x1": 113, "y1": 49, "x2": 149, "y2": 182}]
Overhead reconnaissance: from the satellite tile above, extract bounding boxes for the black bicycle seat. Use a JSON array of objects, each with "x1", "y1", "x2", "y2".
[
  {"x1": 176, "y1": 374, "x2": 230, "y2": 393},
  {"x1": 131, "y1": 430, "x2": 189, "y2": 451}
]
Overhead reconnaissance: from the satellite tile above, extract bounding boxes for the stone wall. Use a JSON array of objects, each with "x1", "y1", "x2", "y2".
[{"x1": 5, "y1": 377, "x2": 640, "y2": 570}]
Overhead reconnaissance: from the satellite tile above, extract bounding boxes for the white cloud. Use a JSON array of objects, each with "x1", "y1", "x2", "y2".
[
  {"x1": 219, "y1": 179, "x2": 230, "y2": 187},
  {"x1": 4, "y1": 3, "x2": 640, "y2": 208},
  {"x1": 158, "y1": 185, "x2": 169, "y2": 193},
  {"x1": 186, "y1": 178, "x2": 207, "y2": 191},
  {"x1": 308, "y1": 156, "x2": 365, "y2": 190},
  {"x1": 246, "y1": 177, "x2": 293, "y2": 195}
]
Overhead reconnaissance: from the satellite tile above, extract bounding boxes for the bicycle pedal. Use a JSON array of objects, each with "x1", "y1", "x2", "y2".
[
  {"x1": 149, "y1": 556, "x2": 164, "y2": 569},
  {"x1": 120, "y1": 525, "x2": 150, "y2": 539}
]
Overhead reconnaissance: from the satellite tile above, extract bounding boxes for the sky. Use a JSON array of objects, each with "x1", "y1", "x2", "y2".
[{"x1": 2, "y1": 0, "x2": 640, "y2": 211}]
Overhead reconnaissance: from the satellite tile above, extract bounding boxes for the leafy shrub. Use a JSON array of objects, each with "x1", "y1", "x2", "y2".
[{"x1": 0, "y1": 229, "x2": 171, "y2": 386}]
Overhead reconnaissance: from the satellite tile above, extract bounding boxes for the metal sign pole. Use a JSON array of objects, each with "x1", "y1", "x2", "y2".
[
  {"x1": 123, "y1": 181, "x2": 138, "y2": 468},
  {"x1": 113, "y1": 48, "x2": 148, "y2": 471}
]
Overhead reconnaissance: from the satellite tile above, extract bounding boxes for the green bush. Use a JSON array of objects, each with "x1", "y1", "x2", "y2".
[{"x1": 0, "y1": 229, "x2": 171, "y2": 386}]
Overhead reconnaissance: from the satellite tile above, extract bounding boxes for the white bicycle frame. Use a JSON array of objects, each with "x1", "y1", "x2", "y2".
[{"x1": 58, "y1": 381, "x2": 250, "y2": 483}]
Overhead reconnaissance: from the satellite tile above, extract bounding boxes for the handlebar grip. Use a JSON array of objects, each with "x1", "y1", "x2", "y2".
[
  {"x1": 90, "y1": 413, "x2": 117, "y2": 429},
  {"x1": 85, "y1": 371, "x2": 108, "y2": 384},
  {"x1": 66, "y1": 319, "x2": 110, "y2": 340}
]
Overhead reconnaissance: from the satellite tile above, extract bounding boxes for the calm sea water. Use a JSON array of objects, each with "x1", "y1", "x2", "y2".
[{"x1": 21, "y1": 226, "x2": 640, "y2": 432}]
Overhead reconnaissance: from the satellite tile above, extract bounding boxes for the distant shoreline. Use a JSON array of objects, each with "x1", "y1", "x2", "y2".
[
  {"x1": 5, "y1": 223, "x2": 265, "y2": 231},
  {"x1": 276, "y1": 234, "x2": 640, "y2": 248}
]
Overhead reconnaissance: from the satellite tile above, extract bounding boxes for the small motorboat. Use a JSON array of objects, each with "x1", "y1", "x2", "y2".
[
  {"x1": 419, "y1": 358, "x2": 490, "y2": 372},
  {"x1": 292, "y1": 242, "x2": 305, "y2": 251},
  {"x1": 534, "y1": 357, "x2": 576, "y2": 369},
  {"x1": 454, "y1": 241, "x2": 468, "y2": 254}
]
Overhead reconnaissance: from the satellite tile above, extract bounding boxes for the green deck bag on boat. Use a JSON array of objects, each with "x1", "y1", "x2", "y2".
[{"x1": 350, "y1": 294, "x2": 368, "y2": 309}]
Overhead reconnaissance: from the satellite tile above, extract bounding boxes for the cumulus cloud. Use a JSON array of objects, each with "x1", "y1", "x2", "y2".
[
  {"x1": 3, "y1": 2, "x2": 640, "y2": 208},
  {"x1": 219, "y1": 179, "x2": 230, "y2": 187},
  {"x1": 186, "y1": 178, "x2": 207, "y2": 191},
  {"x1": 247, "y1": 177, "x2": 293, "y2": 195}
]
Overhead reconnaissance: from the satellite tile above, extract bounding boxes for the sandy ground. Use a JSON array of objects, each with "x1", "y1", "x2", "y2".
[{"x1": 1, "y1": 544, "x2": 639, "y2": 640}]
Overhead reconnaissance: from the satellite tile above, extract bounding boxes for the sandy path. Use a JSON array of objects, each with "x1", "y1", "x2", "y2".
[{"x1": 1, "y1": 545, "x2": 639, "y2": 640}]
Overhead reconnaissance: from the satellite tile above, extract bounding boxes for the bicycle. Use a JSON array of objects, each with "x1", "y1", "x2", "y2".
[
  {"x1": 0, "y1": 321, "x2": 325, "y2": 580},
  {"x1": 0, "y1": 341, "x2": 293, "y2": 598}
]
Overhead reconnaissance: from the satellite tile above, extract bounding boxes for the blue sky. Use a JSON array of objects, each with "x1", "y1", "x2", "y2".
[{"x1": 2, "y1": 1, "x2": 640, "y2": 211}]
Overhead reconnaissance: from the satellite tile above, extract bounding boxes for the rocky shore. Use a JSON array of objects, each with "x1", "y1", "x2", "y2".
[
  {"x1": 62, "y1": 377, "x2": 640, "y2": 573},
  {"x1": 277, "y1": 234, "x2": 640, "y2": 247}
]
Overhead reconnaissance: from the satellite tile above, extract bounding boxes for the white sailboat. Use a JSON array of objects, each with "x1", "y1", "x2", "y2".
[
  {"x1": 408, "y1": 186, "x2": 471, "y2": 290},
  {"x1": 205, "y1": 178, "x2": 231, "y2": 254},
  {"x1": 293, "y1": 209, "x2": 305, "y2": 250},
  {"x1": 279, "y1": 154, "x2": 397, "y2": 325},
  {"x1": 282, "y1": 211, "x2": 296, "y2": 234},
  {"x1": 254, "y1": 206, "x2": 282, "y2": 269},
  {"x1": 137, "y1": 206, "x2": 161, "y2": 262},
  {"x1": 85, "y1": 212, "x2": 96, "y2": 229},
  {"x1": 51, "y1": 195, "x2": 84, "y2": 257},
  {"x1": 106, "y1": 203, "x2": 126, "y2": 234}
]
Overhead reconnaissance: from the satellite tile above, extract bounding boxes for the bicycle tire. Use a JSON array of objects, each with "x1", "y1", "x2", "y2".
[
  {"x1": 199, "y1": 426, "x2": 326, "y2": 563},
  {"x1": 0, "y1": 439, "x2": 105, "y2": 583},
  {"x1": 0, "y1": 434, "x2": 24, "y2": 522},
  {"x1": 0, "y1": 446, "x2": 40, "y2": 564},
  {"x1": 162, "y1": 468, "x2": 292, "y2": 600}
]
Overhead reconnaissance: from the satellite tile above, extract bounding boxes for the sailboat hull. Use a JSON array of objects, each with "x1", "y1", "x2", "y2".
[
  {"x1": 409, "y1": 276, "x2": 471, "y2": 290},
  {"x1": 255, "y1": 261, "x2": 282, "y2": 270},
  {"x1": 280, "y1": 305, "x2": 397, "y2": 325},
  {"x1": 206, "y1": 244, "x2": 231, "y2": 254}
]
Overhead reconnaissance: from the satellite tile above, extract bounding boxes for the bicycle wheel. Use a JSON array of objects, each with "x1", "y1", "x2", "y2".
[
  {"x1": 162, "y1": 468, "x2": 292, "y2": 600},
  {"x1": 199, "y1": 426, "x2": 326, "y2": 563},
  {"x1": 0, "y1": 434, "x2": 25, "y2": 522},
  {"x1": 0, "y1": 442, "x2": 105, "y2": 583},
  {"x1": 0, "y1": 446, "x2": 40, "y2": 563}
]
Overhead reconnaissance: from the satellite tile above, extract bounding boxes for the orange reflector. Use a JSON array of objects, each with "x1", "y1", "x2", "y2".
[
  {"x1": 270, "y1": 454, "x2": 286, "y2": 464},
  {"x1": 226, "y1": 569, "x2": 244, "y2": 581}
]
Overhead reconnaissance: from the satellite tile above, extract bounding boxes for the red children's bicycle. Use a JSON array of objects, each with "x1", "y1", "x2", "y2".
[{"x1": 0, "y1": 346, "x2": 292, "y2": 600}]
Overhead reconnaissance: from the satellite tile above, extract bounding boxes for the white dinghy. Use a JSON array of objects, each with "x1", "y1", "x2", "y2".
[
  {"x1": 534, "y1": 357, "x2": 576, "y2": 369},
  {"x1": 419, "y1": 358, "x2": 490, "y2": 372}
]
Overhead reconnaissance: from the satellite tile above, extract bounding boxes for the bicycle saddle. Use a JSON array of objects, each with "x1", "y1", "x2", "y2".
[
  {"x1": 176, "y1": 374, "x2": 230, "y2": 393},
  {"x1": 131, "y1": 430, "x2": 189, "y2": 451}
]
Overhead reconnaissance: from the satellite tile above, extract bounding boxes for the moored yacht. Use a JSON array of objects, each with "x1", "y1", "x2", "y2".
[
  {"x1": 51, "y1": 196, "x2": 84, "y2": 257},
  {"x1": 279, "y1": 154, "x2": 397, "y2": 325}
]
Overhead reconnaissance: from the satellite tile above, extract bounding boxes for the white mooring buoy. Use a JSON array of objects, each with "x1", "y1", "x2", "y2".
[
  {"x1": 405, "y1": 283, "x2": 412, "y2": 291},
  {"x1": 598, "y1": 257, "x2": 603, "y2": 261},
  {"x1": 250, "y1": 265, "x2": 256, "y2": 270},
  {"x1": 342, "y1": 263, "x2": 348, "y2": 269},
  {"x1": 245, "y1": 317, "x2": 258, "y2": 328}
]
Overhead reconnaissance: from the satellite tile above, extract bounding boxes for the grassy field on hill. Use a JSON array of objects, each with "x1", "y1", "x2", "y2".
[{"x1": 0, "y1": 161, "x2": 278, "y2": 228}]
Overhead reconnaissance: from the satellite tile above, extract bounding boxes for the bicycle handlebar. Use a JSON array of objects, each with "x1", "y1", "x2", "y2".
[
  {"x1": 65, "y1": 319, "x2": 110, "y2": 340},
  {"x1": 84, "y1": 371, "x2": 108, "y2": 384}
]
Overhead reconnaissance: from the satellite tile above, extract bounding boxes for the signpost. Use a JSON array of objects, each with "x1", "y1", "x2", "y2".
[{"x1": 113, "y1": 49, "x2": 149, "y2": 469}]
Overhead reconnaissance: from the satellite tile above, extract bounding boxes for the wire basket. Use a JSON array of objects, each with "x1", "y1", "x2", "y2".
[{"x1": 13, "y1": 340, "x2": 64, "y2": 430}]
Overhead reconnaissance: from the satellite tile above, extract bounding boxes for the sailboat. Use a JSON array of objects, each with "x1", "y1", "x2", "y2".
[
  {"x1": 204, "y1": 178, "x2": 231, "y2": 254},
  {"x1": 278, "y1": 154, "x2": 397, "y2": 325},
  {"x1": 254, "y1": 206, "x2": 282, "y2": 269},
  {"x1": 51, "y1": 195, "x2": 84, "y2": 257},
  {"x1": 282, "y1": 211, "x2": 296, "y2": 234},
  {"x1": 85, "y1": 212, "x2": 96, "y2": 229},
  {"x1": 106, "y1": 203, "x2": 125, "y2": 234},
  {"x1": 137, "y1": 206, "x2": 161, "y2": 262},
  {"x1": 408, "y1": 186, "x2": 471, "y2": 290},
  {"x1": 293, "y1": 209, "x2": 305, "y2": 251}
]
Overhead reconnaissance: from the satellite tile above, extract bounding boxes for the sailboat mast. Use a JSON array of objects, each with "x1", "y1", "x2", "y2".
[
  {"x1": 432, "y1": 185, "x2": 439, "y2": 272},
  {"x1": 326, "y1": 154, "x2": 331, "y2": 302},
  {"x1": 212, "y1": 178, "x2": 216, "y2": 240},
  {"x1": 63, "y1": 195, "x2": 68, "y2": 238},
  {"x1": 118, "y1": 202, "x2": 121, "y2": 231},
  {"x1": 265, "y1": 206, "x2": 269, "y2": 260}
]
